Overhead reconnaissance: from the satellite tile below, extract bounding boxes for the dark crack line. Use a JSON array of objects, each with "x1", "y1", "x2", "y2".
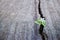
[
  {"x1": 38, "y1": 0, "x2": 48, "y2": 40},
  {"x1": 38, "y1": 0, "x2": 44, "y2": 18}
]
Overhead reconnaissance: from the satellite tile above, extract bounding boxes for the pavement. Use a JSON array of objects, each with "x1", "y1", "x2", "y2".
[
  {"x1": 41, "y1": 0, "x2": 60, "y2": 40},
  {"x1": 0, "y1": 0, "x2": 41, "y2": 40},
  {"x1": 0, "y1": 0, "x2": 60, "y2": 40}
]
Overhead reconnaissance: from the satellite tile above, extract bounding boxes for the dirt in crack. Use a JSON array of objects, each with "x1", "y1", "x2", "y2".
[{"x1": 38, "y1": 0, "x2": 48, "y2": 40}]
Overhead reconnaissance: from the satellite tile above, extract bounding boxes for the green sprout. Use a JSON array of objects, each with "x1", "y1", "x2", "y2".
[{"x1": 35, "y1": 18, "x2": 46, "y2": 27}]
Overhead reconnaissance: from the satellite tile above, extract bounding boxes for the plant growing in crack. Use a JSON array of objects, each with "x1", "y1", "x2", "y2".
[
  {"x1": 35, "y1": 18, "x2": 46, "y2": 27},
  {"x1": 35, "y1": 18, "x2": 47, "y2": 40},
  {"x1": 34, "y1": 0, "x2": 48, "y2": 40},
  {"x1": 35, "y1": 18, "x2": 46, "y2": 36}
]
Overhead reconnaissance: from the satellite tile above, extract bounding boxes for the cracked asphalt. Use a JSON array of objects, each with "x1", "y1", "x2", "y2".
[
  {"x1": 41, "y1": 0, "x2": 60, "y2": 40},
  {"x1": 0, "y1": 0, "x2": 60, "y2": 40}
]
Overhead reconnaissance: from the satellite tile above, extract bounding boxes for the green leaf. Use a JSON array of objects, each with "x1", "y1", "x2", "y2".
[{"x1": 35, "y1": 18, "x2": 46, "y2": 27}]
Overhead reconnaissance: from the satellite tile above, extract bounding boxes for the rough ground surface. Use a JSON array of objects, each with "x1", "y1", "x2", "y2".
[
  {"x1": 0, "y1": 0, "x2": 60, "y2": 40},
  {"x1": 41, "y1": 0, "x2": 60, "y2": 40},
  {"x1": 0, "y1": 0, "x2": 41, "y2": 40}
]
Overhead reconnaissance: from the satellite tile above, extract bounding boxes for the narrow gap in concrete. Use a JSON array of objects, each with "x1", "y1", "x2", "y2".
[
  {"x1": 38, "y1": 0, "x2": 48, "y2": 40},
  {"x1": 38, "y1": 0, "x2": 44, "y2": 18}
]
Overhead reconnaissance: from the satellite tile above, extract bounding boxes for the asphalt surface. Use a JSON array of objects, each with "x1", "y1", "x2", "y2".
[
  {"x1": 0, "y1": 0, "x2": 41, "y2": 40},
  {"x1": 41, "y1": 0, "x2": 60, "y2": 40},
  {"x1": 0, "y1": 0, "x2": 60, "y2": 40}
]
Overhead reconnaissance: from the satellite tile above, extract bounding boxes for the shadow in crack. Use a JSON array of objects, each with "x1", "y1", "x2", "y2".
[{"x1": 38, "y1": 0, "x2": 48, "y2": 40}]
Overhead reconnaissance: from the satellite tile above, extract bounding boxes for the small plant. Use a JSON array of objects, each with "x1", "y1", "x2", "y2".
[
  {"x1": 35, "y1": 18, "x2": 46, "y2": 27},
  {"x1": 35, "y1": 18, "x2": 48, "y2": 40}
]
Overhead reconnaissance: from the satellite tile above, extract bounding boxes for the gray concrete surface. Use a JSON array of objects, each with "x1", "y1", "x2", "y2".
[
  {"x1": 41, "y1": 0, "x2": 60, "y2": 40},
  {"x1": 0, "y1": 0, "x2": 60, "y2": 40},
  {"x1": 0, "y1": 0, "x2": 40, "y2": 40}
]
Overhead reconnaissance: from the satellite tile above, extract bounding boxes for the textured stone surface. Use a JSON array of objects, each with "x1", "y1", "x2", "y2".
[
  {"x1": 0, "y1": 0, "x2": 41, "y2": 40},
  {"x1": 41, "y1": 0, "x2": 60, "y2": 40},
  {"x1": 0, "y1": 0, "x2": 60, "y2": 40}
]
